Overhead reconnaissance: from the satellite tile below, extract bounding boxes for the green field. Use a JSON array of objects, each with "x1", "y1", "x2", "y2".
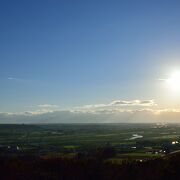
[{"x1": 0, "y1": 123, "x2": 180, "y2": 161}]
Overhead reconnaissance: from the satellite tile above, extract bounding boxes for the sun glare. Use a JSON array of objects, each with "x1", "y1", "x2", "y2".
[{"x1": 166, "y1": 71, "x2": 180, "y2": 91}]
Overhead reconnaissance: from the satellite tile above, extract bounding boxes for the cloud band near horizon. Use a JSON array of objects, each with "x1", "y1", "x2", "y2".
[{"x1": 0, "y1": 99, "x2": 180, "y2": 124}]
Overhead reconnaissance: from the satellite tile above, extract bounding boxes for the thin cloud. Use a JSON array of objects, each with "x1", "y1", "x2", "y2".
[
  {"x1": 110, "y1": 100, "x2": 156, "y2": 106},
  {"x1": 38, "y1": 104, "x2": 59, "y2": 108},
  {"x1": 158, "y1": 78, "x2": 167, "y2": 81},
  {"x1": 7, "y1": 77, "x2": 23, "y2": 81},
  {"x1": 73, "y1": 99, "x2": 156, "y2": 112}
]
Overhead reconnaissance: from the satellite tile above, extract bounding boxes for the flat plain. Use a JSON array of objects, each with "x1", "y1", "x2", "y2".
[{"x1": 0, "y1": 123, "x2": 180, "y2": 161}]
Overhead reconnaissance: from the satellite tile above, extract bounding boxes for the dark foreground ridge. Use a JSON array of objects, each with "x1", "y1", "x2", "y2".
[{"x1": 0, "y1": 153, "x2": 180, "y2": 180}]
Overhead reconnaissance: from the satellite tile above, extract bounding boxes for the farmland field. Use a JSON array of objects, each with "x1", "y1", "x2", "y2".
[{"x1": 0, "y1": 123, "x2": 180, "y2": 161}]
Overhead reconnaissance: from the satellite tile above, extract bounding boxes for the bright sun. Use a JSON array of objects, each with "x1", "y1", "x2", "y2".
[{"x1": 166, "y1": 71, "x2": 180, "y2": 91}]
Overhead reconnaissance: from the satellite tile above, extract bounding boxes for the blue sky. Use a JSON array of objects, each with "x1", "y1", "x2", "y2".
[{"x1": 1, "y1": 0, "x2": 180, "y2": 115}]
